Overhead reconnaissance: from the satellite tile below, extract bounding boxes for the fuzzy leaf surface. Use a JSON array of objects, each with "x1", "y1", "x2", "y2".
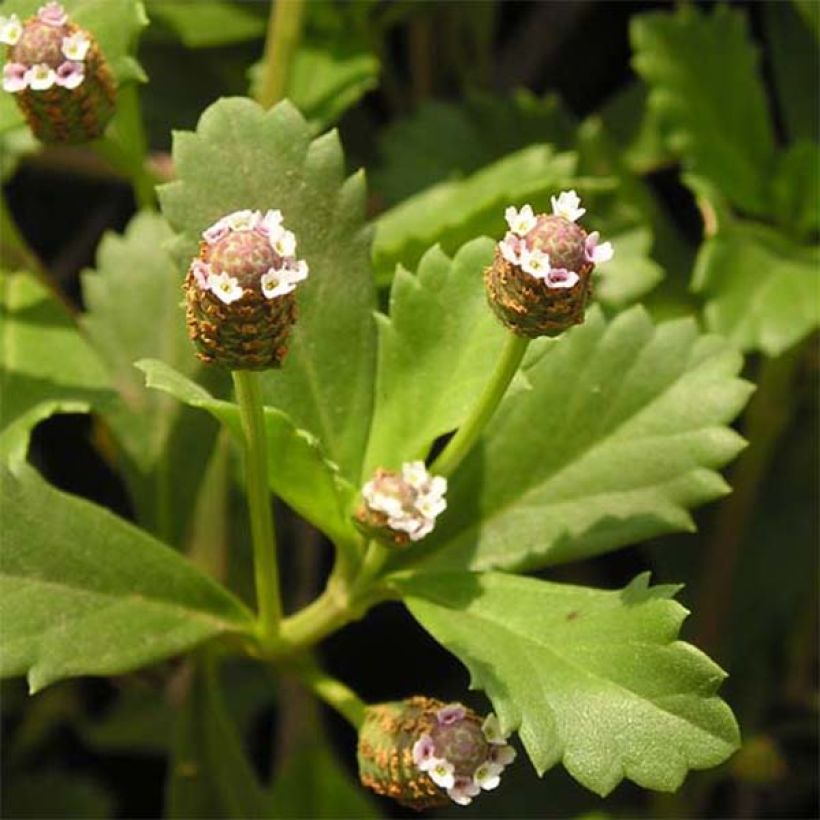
[
  {"x1": 692, "y1": 222, "x2": 820, "y2": 357},
  {"x1": 410, "y1": 307, "x2": 752, "y2": 573},
  {"x1": 80, "y1": 211, "x2": 217, "y2": 542},
  {"x1": 137, "y1": 359, "x2": 358, "y2": 548},
  {"x1": 0, "y1": 465, "x2": 253, "y2": 691},
  {"x1": 159, "y1": 98, "x2": 376, "y2": 483},
  {"x1": 0, "y1": 271, "x2": 111, "y2": 466},
  {"x1": 364, "y1": 239, "x2": 507, "y2": 474},
  {"x1": 372, "y1": 145, "x2": 577, "y2": 285},
  {"x1": 400, "y1": 571, "x2": 740, "y2": 796},
  {"x1": 631, "y1": 5, "x2": 776, "y2": 216}
]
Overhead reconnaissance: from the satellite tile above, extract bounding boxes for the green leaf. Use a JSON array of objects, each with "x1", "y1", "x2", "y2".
[
  {"x1": 146, "y1": 0, "x2": 266, "y2": 48},
  {"x1": 373, "y1": 91, "x2": 577, "y2": 205},
  {"x1": 2, "y1": 771, "x2": 114, "y2": 818},
  {"x1": 771, "y1": 141, "x2": 820, "y2": 240},
  {"x1": 592, "y1": 226, "x2": 664, "y2": 310},
  {"x1": 399, "y1": 571, "x2": 740, "y2": 796},
  {"x1": 0, "y1": 465, "x2": 253, "y2": 691},
  {"x1": 631, "y1": 5, "x2": 776, "y2": 216},
  {"x1": 692, "y1": 221, "x2": 820, "y2": 357},
  {"x1": 0, "y1": 271, "x2": 111, "y2": 467},
  {"x1": 136, "y1": 359, "x2": 358, "y2": 548},
  {"x1": 410, "y1": 307, "x2": 752, "y2": 573},
  {"x1": 267, "y1": 730, "x2": 380, "y2": 818},
  {"x1": 364, "y1": 238, "x2": 507, "y2": 474},
  {"x1": 80, "y1": 211, "x2": 218, "y2": 543},
  {"x1": 372, "y1": 144, "x2": 578, "y2": 285},
  {"x1": 166, "y1": 657, "x2": 267, "y2": 819},
  {"x1": 158, "y1": 98, "x2": 377, "y2": 483}
]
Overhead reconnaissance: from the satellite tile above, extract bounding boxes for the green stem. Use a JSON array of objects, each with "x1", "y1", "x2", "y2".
[
  {"x1": 296, "y1": 658, "x2": 367, "y2": 728},
  {"x1": 255, "y1": 0, "x2": 305, "y2": 109},
  {"x1": 431, "y1": 332, "x2": 529, "y2": 477},
  {"x1": 232, "y1": 370, "x2": 282, "y2": 644}
]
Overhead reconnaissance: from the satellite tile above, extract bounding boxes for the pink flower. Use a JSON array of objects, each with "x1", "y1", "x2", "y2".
[
  {"x1": 202, "y1": 216, "x2": 230, "y2": 245},
  {"x1": 37, "y1": 2, "x2": 68, "y2": 27},
  {"x1": 585, "y1": 230, "x2": 614, "y2": 264},
  {"x1": 2, "y1": 62, "x2": 28, "y2": 93},
  {"x1": 55, "y1": 60, "x2": 84, "y2": 90},
  {"x1": 448, "y1": 776, "x2": 481, "y2": 806},
  {"x1": 411, "y1": 735, "x2": 437, "y2": 770},
  {"x1": 544, "y1": 268, "x2": 580, "y2": 289},
  {"x1": 499, "y1": 232, "x2": 524, "y2": 265},
  {"x1": 190, "y1": 259, "x2": 211, "y2": 289},
  {"x1": 436, "y1": 703, "x2": 466, "y2": 726}
]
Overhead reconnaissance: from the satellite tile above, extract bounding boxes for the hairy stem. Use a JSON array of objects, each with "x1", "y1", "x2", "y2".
[
  {"x1": 256, "y1": 0, "x2": 305, "y2": 109},
  {"x1": 431, "y1": 332, "x2": 529, "y2": 477},
  {"x1": 233, "y1": 370, "x2": 282, "y2": 644}
]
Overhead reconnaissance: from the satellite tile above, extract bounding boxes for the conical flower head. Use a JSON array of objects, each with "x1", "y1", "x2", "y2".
[
  {"x1": 184, "y1": 209, "x2": 309, "y2": 370},
  {"x1": 358, "y1": 697, "x2": 516, "y2": 810},
  {"x1": 485, "y1": 191, "x2": 614, "y2": 337},
  {"x1": 355, "y1": 461, "x2": 447, "y2": 546},
  {"x1": 1, "y1": 3, "x2": 115, "y2": 143}
]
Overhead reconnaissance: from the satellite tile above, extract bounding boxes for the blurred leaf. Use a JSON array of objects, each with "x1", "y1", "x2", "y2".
[
  {"x1": 692, "y1": 221, "x2": 820, "y2": 356},
  {"x1": 0, "y1": 0, "x2": 148, "y2": 133},
  {"x1": 764, "y1": 2, "x2": 820, "y2": 143},
  {"x1": 0, "y1": 464, "x2": 253, "y2": 692},
  {"x1": 771, "y1": 141, "x2": 820, "y2": 240},
  {"x1": 166, "y1": 658, "x2": 267, "y2": 819},
  {"x1": 793, "y1": 0, "x2": 820, "y2": 40},
  {"x1": 632, "y1": 5, "x2": 776, "y2": 216},
  {"x1": 406, "y1": 307, "x2": 751, "y2": 574},
  {"x1": 0, "y1": 126, "x2": 38, "y2": 180},
  {"x1": 159, "y1": 98, "x2": 376, "y2": 484},
  {"x1": 364, "y1": 238, "x2": 507, "y2": 474},
  {"x1": 267, "y1": 734, "x2": 380, "y2": 818},
  {"x1": 137, "y1": 359, "x2": 359, "y2": 549},
  {"x1": 400, "y1": 571, "x2": 740, "y2": 796},
  {"x1": 372, "y1": 145, "x2": 578, "y2": 285},
  {"x1": 146, "y1": 0, "x2": 265, "y2": 47},
  {"x1": 80, "y1": 211, "x2": 217, "y2": 543},
  {"x1": 0, "y1": 271, "x2": 111, "y2": 467},
  {"x1": 374, "y1": 91, "x2": 577, "y2": 205},
  {"x1": 593, "y1": 226, "x2": 664, "y2": 310},
  {"x1": 1, "y1": 771, "x2": 113, "y2": 818}
]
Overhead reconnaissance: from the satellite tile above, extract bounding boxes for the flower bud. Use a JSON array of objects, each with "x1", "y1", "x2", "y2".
[
  {"x1": 184, "y1": 209, "x2": 309, "y2": 370},
  {"x1": 1, "y1": 3, "x2": 115, "y2": 143},
  {"x1": 485, "y1": 191, "x2": 615, "y2": 337},
  {"x1": 355, "y1": 461, "x2": 447, "y2": 546},
  {"x1": 358, "y1": 696, "x2": 516, "y2": 810}
]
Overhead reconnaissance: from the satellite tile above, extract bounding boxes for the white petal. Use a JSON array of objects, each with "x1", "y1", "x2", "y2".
[
  {"x1": 272, "y1": 229, "x2": 296, "y2": 257},
  {"x1": 482, "y1": 713, "x2": 506, "y2": 744},
  {"x1": 61, "y1": 33, "x2": 90, "y2": 61},
  {"x1": 0, "y1": 16, "x2": 22, "y2": 46},
  {"x1": 499, "y1": 235, "x2": 521, "y2": 265},
  {"x1": 519, "y1": 247, "x2": 551, "y2": 279},
  {"x1": 592, "y1": 240, "x2": 614, "y2": 264},
  {"x1": 545, "y1": 268, "x2": 579, "y2": 289},
  {"x1": 401, "y1": 460, "x2": 429, "y2": 490},
  {"x1": 474, "y1": 762, "x2": 503, "y2": 791},
  {"x1": 551, "y1": 189, "x2": 586, "y2": 222},
  {"x1": 428, "y1": 760, "x2": 455, "y2": 789}
]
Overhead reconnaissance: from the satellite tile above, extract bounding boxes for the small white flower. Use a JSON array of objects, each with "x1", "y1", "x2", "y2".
[
  {"x1": 202, "y1": 216, "x2": 230, "y2": 245},
  {"x1": 505, "y1": 204, "x2": 537, "y2": 237},
  {"x1": 190, "y1": 259, "x2": 212, "y2": 289},
  {"x1": 258, "y1": 208, "x2": 283, "y2": 237},
  {"x1": 447, "y1": 776, "x2": 481, "y2": 806},
  {"x1": 0, "y1": 14, "x2": 23, "y2": 46},
  {"x1": 428, "y1": 759, "x2": 455, "y2": 790},
  {"x1": 412, "y1": 735, "x2": 437, "y2": 770},
  {"x1": 226, "y1": 209, "x2": 261, "y2": 232},
  {"x1": 499, "y1": 232, "x2": 523, "y2": 266},
  {"x1": 416, "y1": 494, "x2": 447, "y2": 520},
  {"x1": 406, "y1": 516, "x2": 435, "y2": 541},
  {"x1": 282, "y1": 258, "x2": 308, "y2": 283},
  {"x1": 54, "y1": 60, "x2": 84, "y2": 89},
  {"x1": 545, "y1": 268, "x2": 579, "y2": 289},
  {"x1": 427, "y1": 475, "x2": 447, "y2": 498},
  {"x1": 207, "y1": 271, "x2": 244, "y2": 305},
  {"x1": 362, "y1": 481, "x2": 404, "y2": 518},
  {"x1": 271, "y1": 228, "x2": 297, "y2": 258},
  {"x1": 26, "y1": 64, "x2": 57, "y2": 91},
  {"x1": 260, "y1": 267, "x2": 297, "y2": 300},
  {"x1": 2, "y1": 62, "x2": 28, "y2": 93},
  {"x1": 473, "y1": 761, "x2": 503, "y2": 791},
  {"x1": 61, "y1": 32, "x2": 90, "y2": 61},
  {"x1": 584, "y1": 231, "x2": 614, "y2": 264},
  {"x1": 489, "y1": 744, "x2": 517, "y2": 767},
  {"x1": 38, "y1": 2, "x2": 68, "y2": 27},
  {"x1": 436, "y1": 703, "x2": 466, "y2": 725},
  {"x1": 402, "y1": 461, "x2": 429, "y2": 491},
  {"x1": 551, "y1": 189, "x2": 586, "y2": 222},
  {"x1": 481, "y1": 713, "x2": 507, "y2": 745},
  {"x1": 519, "y1": 247, "x2": 551, "y2": 279}
]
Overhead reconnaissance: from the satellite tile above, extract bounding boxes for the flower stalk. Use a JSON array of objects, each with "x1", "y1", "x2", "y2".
[
  {"x1": 233, "y1": 370, "x2": 282, "y2": 645},
  {"x1": 296, "y1": 658, "x2": 367, "y2": 728},
  {"x1": 256, "y1": 0, "x2": 305, "y2": 109}
]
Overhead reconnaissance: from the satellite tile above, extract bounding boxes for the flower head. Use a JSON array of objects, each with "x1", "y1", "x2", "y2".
[
  {"x1": 54, "y1": 60, "x2": 83, "y2": 89},
  {"x1": 551, "y1": 189, "x2": 586, "y2": 222},
  {"x1": 2, "y1": 62, "x2": 28, "y2": 93},
  {"x1": 61, "y1": 32, "x2": 90, "y2": 61},
  {"x1": 505, "y1": 203, "x2": 537, "y2": 237},
  {"x1": 37, "y1": 2, "x2": 68, "y2": 27},
  {"x1": 358, "y1": 462, "x2": 447, "y2": 545},
  {"x1": 25, "y1": 63, "x2": 56, "y2": 90},
  {"x1": 358, "y1": 697, "x2": 517, "y2": 811},
  {"x1": 0, "y1": 14, "x2": 23, "y2": 46}
]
